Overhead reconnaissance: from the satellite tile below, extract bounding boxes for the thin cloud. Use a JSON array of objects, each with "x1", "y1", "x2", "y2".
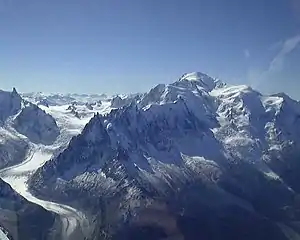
[
  {"x1": 269, "y1": 34, "x2": 300, "y2": 72},
  {"x1": 244, "y1": 49, "x2": 250, "y2": 59},
  {"x1": 247, "y1": 34, "x2": 300, "y2": 90},
  {"x1": 268, "y1": 40, "x2": 283, "y2": 52}
]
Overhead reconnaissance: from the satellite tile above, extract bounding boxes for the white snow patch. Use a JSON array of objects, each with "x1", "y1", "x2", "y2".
[{"x1": 0, "y1": 229, "x2": 9, "y2": 240}]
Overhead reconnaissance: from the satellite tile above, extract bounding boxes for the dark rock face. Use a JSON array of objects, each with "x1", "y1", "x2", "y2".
[
  {"x1": 110, "y1": 95, "x2": 140, "y2": 109},
  {"x1": 0, "y1": 138, "x2": 28, "y2": 169},
  {"x1": 111, "y1": 96, "x2": 127, "y2": 108},
  {"x1": 0, "y1": 88, "x2": 29, "y2": 169},
  {"x1": 0, "y1": 89, "x2": 22, "y2": 125},
  {"x1": 13, "y1": 104, "x2": 60, "y2": 145}
]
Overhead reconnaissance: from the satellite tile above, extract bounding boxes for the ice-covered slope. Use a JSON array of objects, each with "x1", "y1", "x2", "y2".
[{"x1": 29, "y1": 72, "x2": 300, "y2": 239}]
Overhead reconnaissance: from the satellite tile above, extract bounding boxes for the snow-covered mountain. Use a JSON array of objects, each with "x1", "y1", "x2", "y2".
[
  {"x1": 0, "y1": 89, "x2": 61, "y2": 168},
  {"x1": 0, "y1": 89, "x2": 137, "y2": 239},
  {"x1": 0, "y1": 89, "x2": 67, "y2": 239},
  {"x1": 29, "y1": 72, "x2": 300, "y2": 239},
  {"x1": 13, "y1": 104, "x2": 60, "y2": 145},
  {"x1": 110, "y1": 93, "x2": 142, "y2": 108},
  {"x1": 0, "y1": 89, "x2": 97, "y2": 239}
]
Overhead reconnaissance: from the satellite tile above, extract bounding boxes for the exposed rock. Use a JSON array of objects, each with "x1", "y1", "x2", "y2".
[
  {"x1": 0, "y1": 88, "x2": 22, "y2": 125},
  {"x1": 13, "y1": 104, "x2": 60, "y2": 145}
]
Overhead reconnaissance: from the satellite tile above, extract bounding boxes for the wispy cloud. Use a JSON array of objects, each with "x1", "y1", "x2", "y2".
[
  {"x1": 247, "y1": 34, "x2": 300, "y2": 91},
  {"x1": 244, "y1": 49, "x2": 250, "y2": 59},
  {"x1": 246, "y1": 2, "x2": 300, "y2": 96},
  {"x1": 268, "y1": 40, "x2": 283, "y2": 53},
  {"x1": 268, "y1": 34, "x2": 300, "y2": 72}
]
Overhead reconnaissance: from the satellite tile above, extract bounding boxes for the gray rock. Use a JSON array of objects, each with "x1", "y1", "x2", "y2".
[
  {"x1": 0, "y1": 88, "x2": 22, "y2": 125},
  {"x1": 13, "y1": 104, "x2": 60, "y2": 145}
]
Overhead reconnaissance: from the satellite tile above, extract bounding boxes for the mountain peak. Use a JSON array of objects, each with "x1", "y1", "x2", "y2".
[
  {"x1": 0, "y1": 88, "x2": 22, "y2": 123},
  {"x1": 12, "y1": 87, "x2": 18, "y2": 94},
  {"x1": 180, "y1": 72, "x2": 209, "y2": 80},
  {"x1": 179, "y1": 72, "x2": 220, "y2": 92}
]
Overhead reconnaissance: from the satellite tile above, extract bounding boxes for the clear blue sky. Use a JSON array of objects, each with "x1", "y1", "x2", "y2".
[{"x1": 1, "y1": 0, "x2": 300, "y2": 98}]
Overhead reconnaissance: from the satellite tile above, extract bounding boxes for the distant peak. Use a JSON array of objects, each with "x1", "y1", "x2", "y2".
[
  {"x1": 270, "y1": 92, "x2": 299, "y2": 110},
  {"x1": 12, "y1": 87, "x2": 18, "y2": 94},
  {"x1": 272, "y1": 92, "x2": 292, "y2": 100}
]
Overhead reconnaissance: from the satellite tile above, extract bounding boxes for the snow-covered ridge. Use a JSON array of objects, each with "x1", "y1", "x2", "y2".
[{"x1": 0, "y1": 89, "x2": 61, "y2": 168}]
